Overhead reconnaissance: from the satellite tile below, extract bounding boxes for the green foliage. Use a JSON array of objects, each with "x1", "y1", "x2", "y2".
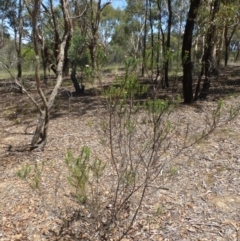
[
  {"x1": 69, "y1": 30, "x2": 90, "y2": 68},
  {"x1": 104, "y1": 57, "x2": 148, "y2": 107},
  {"x1": 65, "y1": 147, "x2": 90, "y2": 203},
  {"x1": 169, "y1": 166, "x2": 178, "y2": 176},
  {"x1": 21, "y1": 46, "x2": 35, "y2": 59},
  {"x1": 144, "y1": 99, "x2": 169, "y2": 114},
  {"x1": 210, "y1": 99, "x2": 225, "y2": 126},
  {"x1": 21, "y1": 46, "x2": 35, "y2": 70},
  {"x1": 17, "y1": 163, "x2": 31, "y2": 179},
  {"x1": 108, "y1": 44, "x2": 127, "y2": 64},
  {"x1": 156, "y1": 205, "x2": 163, "y2": 216},
  {"x1": 122, "y1": 167, "x2": 136, "y2": 188},
  {"x1": 214, "y1": 99, "x2": 224, "y2": 117},
  {"x1": 96, "y1": 44, "x2": 108, "y2": 69},
  {"x1": 65, "y1": 147, "x2": 106, "y2": 204},
  {"x1": 17, "y1": 161, "x2": 45, "y2": 189}
]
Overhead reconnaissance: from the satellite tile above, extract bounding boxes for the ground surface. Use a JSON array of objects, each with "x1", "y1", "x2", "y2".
[{"x1": 0, "y1": 66, "x2": 240, "y2": 240}]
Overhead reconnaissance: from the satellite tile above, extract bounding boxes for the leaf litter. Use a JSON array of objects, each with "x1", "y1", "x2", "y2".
[{"x1": 0, "y1": 66, "x2": 240, "y2": 240}]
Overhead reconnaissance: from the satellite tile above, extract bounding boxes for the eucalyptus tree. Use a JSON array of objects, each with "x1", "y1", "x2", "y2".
[
  {"x1": 163, "y1": 0, "x2": 172, "y2": 88},
  {"x1": 124, "y1": 0, "x2": 146, "y2": 60},
  {"x1": 39, "y1": 1, "x2": 70, "y2": 78},
  {"x1": 85, "y1": 0, "x2": 112, "y2": 70},
  {"x1": 182, "y1": 0, "x2": 201, "y2": 103},
  {"x1": 139, "y1": 0, "x2": 191, "y2": 100},
  {"x1": 143, "y1": 0, "x2": 167, "y2": 83},
  {"x1": 110, "y1": 10, "x2": 132, "y2": 62},
  {"x1": 23, "y1": 0, "x2": 73, "y2": 150},
  {"x1": 99, "y1": 4, "x2": 120, "y2": 47},
  {"x1": 0, "y1": 0, "x2": 9, "y2": 50},
  {"x1": 13, "y1": 0, "x2": 24, "y2": 88},
  {"x1": 233, "y1": 30, "x2": 240, "y2": 61},
  {"x1": 221, "y1": 0, "x2": 240, "y2": 66},
  {"x1": 68, "y1": 29, "x2": 88, "y2": 94},
  {"x1": 142, "y1": 0, "x2": 148, "y2": 77},
  {"x1": 0, "y1": 0, "x2": 28, "y2": 92},
  {"x1": 99, "y1": 6, "x2": 123, "y2": 62},
  {"x1": 173, "y1": 0, "x2": 189, "y2": 55},
  {"x1": 195, "y1": 0, "x2": 221, "y2": 100}
]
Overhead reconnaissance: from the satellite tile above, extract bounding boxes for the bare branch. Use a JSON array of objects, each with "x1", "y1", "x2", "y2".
[{"x1": 0, "y1": 61, "x2": 42, "y2": 113}]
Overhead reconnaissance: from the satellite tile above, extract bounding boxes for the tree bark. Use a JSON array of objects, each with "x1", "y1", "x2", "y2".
[
  {"x1": 224, "y1": 24, "x2": 238, "y2": 67},
  {"x1": 27, "y1": 0, "x2": 72, "y2": 150},
  {"x1": 88, "y1": 0, "x2": 112, "y2": 71},
  {"x1": 182, "y1": 0, "x2": 201, "y2": 103},
  {"x1": 215, "y1": 27, "x2": 225, "y2": 73},
  {"x1": 15, "y1": 0, "x2": 23, "y2": 93},
  {"x1": 164, "y1": 0, "x2": 172, "y2": 88},
  {"x1": 142, "y1": 0, "x2": 148, "y2": 77},
  {"x1": 198, "y1": 0, "x2": 220, "y2": 99},
  {"x1": 71, "y1": 63, "x2": 84, "y2": 94},
  {"x1": 63, "y1": 34, "x2": 71, "y2": 77}
]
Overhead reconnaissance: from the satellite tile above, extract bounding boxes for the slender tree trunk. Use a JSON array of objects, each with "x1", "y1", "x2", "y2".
[
  {"x1": 235, "y1": 46, "x2": 240, "y2": 61},
  {"x1": 224, "y1": 24, "x2": 238, "y2": 67},
  {"x1": 16, "y1": 51, "x2": 22, "y2": 88},
  {"x1": 89, "y1": 35, "x2": 97, "y2": 71},
  {"x1": 88, "y1": 0, "x2": 111, "y2": 71},
  {"x1": 15, "y1": 0, "x2": 23, "y2": 93},
  {"x1": 215, "y1": 27, "x2": 225, "y2": 72},
  {"x1": 148, "y1": 0, "x2": 156, "y2": 82},
  {"x1": 156, "y1": 0, "x2": 163, "y2": 85},
  {"x1": 182, "y1": 0, "x2": 201, "y2": 103},
  {"x1": 155, "y1": 21, "x2": 161, "y2": 83},
  {"x1": 224, "y1": 25, "x2": 229, "y2": 67},
  {"x1": 42, "y1": 46, "x2": 48, "y2": 83},
  {"x1": 71, "y1": 63, "x2": 84, "y2": 94},
  {"x1": 194, "y1": 35, "x2": 199, "y2": 62},
  {"x1": 198, "y1": 0, "x2": 220, "y2": 99},
  {"x1": 63, "y1": 34, "x2": 71, "y2": 77},
  {"x1": 142, "y1": 0, "x2": 148, "y2": 77},
  {"x1": 164, "y1": 0, "x2": 172, "y2": 88},
  {"x1": 29, "y1": 0, "x2": 72, "y2": 150},
  {"x1": 0, "y1": 14, "x2": 4, "y2": 49},
  {"x1": 177, "y1": 0, "x2": 184, "y2": 62}
]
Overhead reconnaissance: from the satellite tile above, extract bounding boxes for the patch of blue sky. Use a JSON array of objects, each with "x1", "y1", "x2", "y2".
[{"x1": 111, "y1": 0, "x2": 126, "y2": 9}]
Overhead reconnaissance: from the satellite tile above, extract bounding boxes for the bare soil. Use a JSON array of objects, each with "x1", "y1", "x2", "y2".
[{"x1": 0, "y1": 66, "x2": 240, "y2": 240}]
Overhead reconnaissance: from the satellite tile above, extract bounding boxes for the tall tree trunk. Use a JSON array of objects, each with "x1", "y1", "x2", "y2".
[
  {"x1": 142, "y1": 0, "x2": 148, "y2": 77},
  {"x1": 234, "y1": 46, "x2": 240, "y2": 61},
  {"x1": 28, "y1": 0, "x2": 72, "y2": 150},
  {"x1": 88, "y1": 0, "x2": 111, "y2": 71},
  {"x1": 156, "y1": 0, "x2": 163, "y2": 86},
  {"x1": 89, "y1": 34, "x2": 97, "y2": 71},
  {"x1": 16, "y1": 50, "x2": 22, "y2": 90},
  {"x1": 41, "y1": 45, "x2": 48, "y2": 83},
  {"x1": 63, "y1": 34, "x2": 71, "y2": 77},
  {"x1": 224, "y1": 24, "x2": 238, "y2": 67},
  {"x1": 224, "y1": 25, "x2": 229, "y2": 67},
  {"x1": 215, "y1": 27, "x2": 225, "y2": 72},
  {"x1": 164, "y1": 0, "x2": 172, "y2": 88},
  {"x1": 182, "y1": 0, "x2": 201, "y2": 103},
  {"x1": 15, "y1": 0, "x2": 23, "y2": 93},
  {"x1": 198, "y1": 0, "x2": 220, "y2": 99},
  {"x1": 71, "y1": 63, "x2": 84, "y2": 94},
  {"x1": 148, "y1": 0, "x2": 155, "y2": 82}
]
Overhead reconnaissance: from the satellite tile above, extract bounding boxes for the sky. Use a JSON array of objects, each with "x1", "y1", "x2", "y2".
[{"x1": 111, "y1": 0, "x2": 126, "y2": 9}]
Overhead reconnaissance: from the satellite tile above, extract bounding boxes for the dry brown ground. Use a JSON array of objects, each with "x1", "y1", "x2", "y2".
[{"x1": 0, "y1": 66, "x2": 240, "y2": 240}]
